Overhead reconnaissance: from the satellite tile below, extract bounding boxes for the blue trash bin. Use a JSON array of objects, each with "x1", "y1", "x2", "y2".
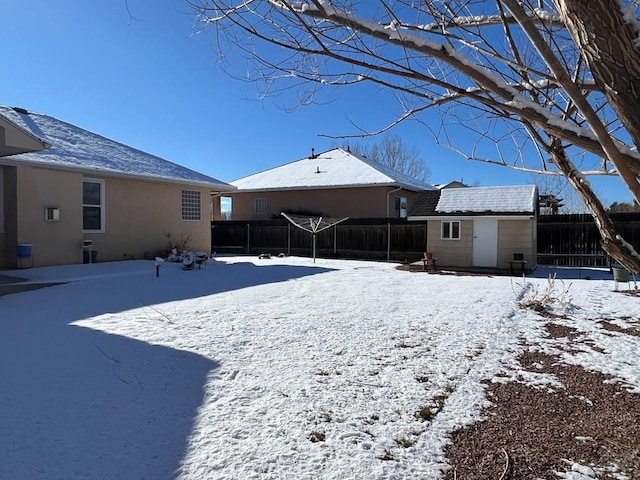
[{"x1": 17, "y1": 243, "x2": 33, "y2": 268}]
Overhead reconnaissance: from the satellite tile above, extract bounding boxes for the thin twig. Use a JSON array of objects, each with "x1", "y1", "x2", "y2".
[
  {"x1": 133, "y1": 373, "x2": 144, "y2": 391},
  {"x1": 145, "y1": 304, "x2": 175, "y2": 324},
  {"x1": 112, "y1": 366, "x2": 130, "y2": 385},
  {"x1": 94, "y1": 343, "x2": 120, "y2": 363},
  {"x1": 498, "y1": 447, "x2": 510, "y2": 480}
]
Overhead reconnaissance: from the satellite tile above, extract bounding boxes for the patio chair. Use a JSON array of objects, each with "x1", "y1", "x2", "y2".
[{"x1": 422, "y1": 252, "x2": 438, "y2": 273}]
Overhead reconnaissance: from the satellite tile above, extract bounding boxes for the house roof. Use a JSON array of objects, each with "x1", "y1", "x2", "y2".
[
  {"x1": 408, "y1": 185, "x2": 538, "y2": 217},
  {"x1": 0, "y1": 108, "x2": 51, "y2": 157},
  {"x1": 0, "y1": 105, "x2": 233, "y2": 190},
  {"x1": 408, "y1": 190, "x2": 441, "y2": 215},
  {"x1": 433, "y1": 181, "x2": 468, "y2": 189},
  {"x1": 230, "y1": 147, "x2": 435, "y2": 192}
]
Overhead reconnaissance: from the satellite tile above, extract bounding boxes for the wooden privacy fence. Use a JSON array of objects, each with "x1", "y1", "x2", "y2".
[
  {"x1": 211, "y1": 218, "x2": 427, "y2": 262},
  {"x1": 537, "y1": 212, "x2": 640, "y2": 267},
  {"x1": 212, "y1": 213, "x2": 640, "y2": 266}
]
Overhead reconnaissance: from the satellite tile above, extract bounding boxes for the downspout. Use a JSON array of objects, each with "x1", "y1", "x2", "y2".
[{"x1": 386, "y1": 186, "x2": 403, "y2": 218}]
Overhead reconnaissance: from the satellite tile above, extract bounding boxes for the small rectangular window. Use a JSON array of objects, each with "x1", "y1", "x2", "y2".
[
  {"x1": 182, "y1": 190, "x2": 201, "y2": 221},
  {"x1": 83, "y1": 180, "x2": 104, "y2": 232},
  {"x1": 255, "y1": 198, "x2": 268, "y2": 214},
  {"x1": 394, "y1": 196, "x2": 407, "y2": 218},
  {"x1": 45, "y1": 206, "x2": 60, "y2": 222},
  {"x1": 441, "y1": 220, "x2": 460, "y2": 240}
]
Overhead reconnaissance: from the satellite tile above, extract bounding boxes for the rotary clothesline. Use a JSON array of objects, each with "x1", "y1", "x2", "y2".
[{"x1": 281, "y1": 213, "x2": 349, "y2": 262}]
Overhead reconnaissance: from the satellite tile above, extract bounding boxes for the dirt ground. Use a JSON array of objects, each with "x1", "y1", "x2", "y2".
[{"x1": 444, "y1": 319, "x2": 640, "y2": 480}]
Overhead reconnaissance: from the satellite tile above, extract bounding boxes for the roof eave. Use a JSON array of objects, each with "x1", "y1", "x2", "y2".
[
  {"x1": 230, "y1": 182, "x2": 431, "y2": 192},
  {"x1": 0, "y1": 156, "x2": 235, "y2": 190},
  {"x1": 0, "y1": 115, "x2": 52, "y2": 156},
  {"x1": 408, "y1": 213, "x2": 535, "y2": 221}
]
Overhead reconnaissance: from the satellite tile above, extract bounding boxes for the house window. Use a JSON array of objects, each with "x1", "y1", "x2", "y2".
[
  {"x1": 395, "y1": 196, "x2": 407, "y2": 218},
  {"x1": 220, "y1": 196, "x2": 232, "y2": 220},
  {"x1": 441, "y1": 220, "x2": 460, "y2": 240},
  {"x1": 83, "y1": 179, "x2": 104, "y2": 232},
  {"x1": 182, "y1": 190, "x2": 202, "y2": 221},
  {"x1": 255, "y1": 198, "x2": 268, "y2": 214}
]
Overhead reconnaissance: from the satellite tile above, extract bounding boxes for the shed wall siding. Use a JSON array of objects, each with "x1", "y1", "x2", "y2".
[
  {"x1": 425, "y1": 217, "x2": 536, "y2": 270},
  {"x1": 426, "y1": 219, "x2": 473, "y2": 267},
  {"x1": 497, "y1": 219, "x2": 536, "y2": 269}
]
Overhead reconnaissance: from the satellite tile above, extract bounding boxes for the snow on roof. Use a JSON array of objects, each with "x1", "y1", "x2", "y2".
[
  {"x1": 231, "y1": 148, "x2": 435, "y2": 192},
  {"x1": 0, "y1": 106, "x2": 232, "y2": 189},
  {"x1": 0, "y1": 108, "x2": 51, "y2": 157},
  {"x1": 436, "y1": 185, "x2": 537, "y2": 213}
]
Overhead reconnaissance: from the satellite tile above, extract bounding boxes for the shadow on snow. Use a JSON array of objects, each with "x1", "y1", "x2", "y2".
[{"x1": 0, "y1": 259, "x2": 333, "y2": 479}]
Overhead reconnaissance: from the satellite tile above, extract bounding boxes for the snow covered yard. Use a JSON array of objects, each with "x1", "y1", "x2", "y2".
[{"x1": 0, "y1": 256, "x2": 638, "y2": 479}]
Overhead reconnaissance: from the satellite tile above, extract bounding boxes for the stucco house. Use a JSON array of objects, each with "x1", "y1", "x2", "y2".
[
  {"x1": 224, "y1": 147, "x2": 434, "y2": 220},
  {"x1": 407, "y1": 185, "x2": 538, "y2": 271},
  {"x1": 0, "y1": 105, "x2": 234, "y2": 268}
]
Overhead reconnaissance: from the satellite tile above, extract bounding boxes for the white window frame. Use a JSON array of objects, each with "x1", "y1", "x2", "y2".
[
  {"x1": 255, "y1": 197, "x2": 268, "y2": 215},
  {"x1": 44, "y1": 206, "x2": 60, "y2": 222},
  {"x1": 181, "y1": 189, "x2": 202, "y2": 221},
  {"x1": 395, "y1": 196, "x2": 408, "y2": 218},
  {"x1": 441, "y1": 220, "x2": 461, "y2": 240},
  {"x1": 83, "y1": 179, "x2": 105, "y2": 233}
]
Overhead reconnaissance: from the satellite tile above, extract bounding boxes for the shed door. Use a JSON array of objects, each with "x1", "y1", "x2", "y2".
[{"x1": 472, "y1": 218, "x2": 498, "y2": 267}]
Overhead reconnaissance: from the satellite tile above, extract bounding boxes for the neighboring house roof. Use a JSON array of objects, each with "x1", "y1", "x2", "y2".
[
  {"x1": 408, "y1": 190, "x2": 441, "y2": 215},
  {"x1": 230, "y1": 147, "x2": 435, "y2": 192},
  {"x1": 433, "y1": 180, "x2": 468, "y2": 189},
  {"x1": 0, "y1": 105, "x2": 233, "y2": 190},
  {"x1": 408, "y1": 185, "x2": 538, "y2": 218}
]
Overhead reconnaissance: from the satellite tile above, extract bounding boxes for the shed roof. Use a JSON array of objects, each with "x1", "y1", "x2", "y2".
[
  {"x1": 408, "y1": 185, "x2": 538, "y2": 217},
  {"x1": 0, "y1": 105, "x2": 233, "y2": 190},
  {"x1": 231, "y1": 148, "x2": 435, "y2": 192}
]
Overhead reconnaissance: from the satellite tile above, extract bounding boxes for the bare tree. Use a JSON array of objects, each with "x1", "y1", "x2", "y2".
[
  {"x1": 532, "y1": 174, "x2": 585, "y2": 214},
  {"x1": 189, "y1": 0, "x2": 640, "y2": 272},
  {"x1": 340, "y1": 134, "x2": 431, "y2": 182}
]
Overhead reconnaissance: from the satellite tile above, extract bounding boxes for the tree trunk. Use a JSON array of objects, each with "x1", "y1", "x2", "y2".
[
  {"x1": 555, "y1": 0, "x2": 640, "y2": 203},
  {"x1": 549, "y1": 138, "x2": 640, "y2": 273}
]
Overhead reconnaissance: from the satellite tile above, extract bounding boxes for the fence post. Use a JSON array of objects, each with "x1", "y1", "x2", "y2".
[
  {"x1": 334, "y1": 225, "x2": 337, "y2": 255},
  {"x1": 247, "y1": 223, "x2": 250, "y2": 254},
  {"x1": 288, "y1": 223, "x2": 291, "y2": 256},
  {"x1": 387, "y1": 222, "x2": 391, "y2": 261}
]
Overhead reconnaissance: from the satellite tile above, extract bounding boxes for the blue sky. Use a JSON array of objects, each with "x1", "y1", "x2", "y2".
[{"x1": 0, "y1": 0, "x2": 633, "y2": 206}]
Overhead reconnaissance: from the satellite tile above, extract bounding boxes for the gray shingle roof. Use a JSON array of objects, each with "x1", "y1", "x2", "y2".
[
  {"x1": 409, "y1": 185, "x2": 537, "y2": 217},
  {"x1": 408, "y1": 190, "x2": 441, "y2": 216},
  {"x1": 0, "y1": 105, "x2": 232, "y2": 189},
  {"x1": 231, "y1": 148, "x2": 435, "y2": 192}
]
